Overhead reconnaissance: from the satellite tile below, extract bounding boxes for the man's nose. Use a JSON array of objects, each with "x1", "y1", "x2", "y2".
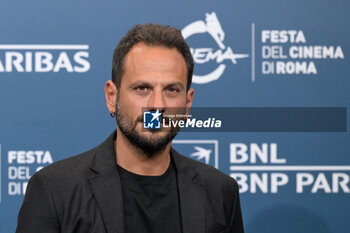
[{"x1": 148, "y1": 89, "x2": 166, "y2": 111}]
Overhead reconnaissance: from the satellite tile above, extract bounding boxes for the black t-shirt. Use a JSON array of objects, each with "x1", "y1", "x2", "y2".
[{"x1": 117, "y1": 160, "x2": 183, "y2": 233}]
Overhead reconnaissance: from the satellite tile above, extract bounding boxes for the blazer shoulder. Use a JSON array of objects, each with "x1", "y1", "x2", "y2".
[
  {"x1": 199, "y1": 159, "x2": 237, "y2": 187},
  {"x1": 174, "y1": 150, "x2": 238, "y2": 190},
  {"x1": 36, "y1": 145, "x2": 98, "y2": 181}
]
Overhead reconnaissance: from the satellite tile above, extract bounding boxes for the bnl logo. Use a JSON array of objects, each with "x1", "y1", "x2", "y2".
[
  {"x1": 143, "y1": 110, "x2": 162, "y2": 129},
  {"x1": 172, "y1": 140, "x2": 219, "y2": 169}
]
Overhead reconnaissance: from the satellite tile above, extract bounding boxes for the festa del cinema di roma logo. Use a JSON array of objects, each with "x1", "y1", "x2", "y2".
[{"x1": 182, "y1": 12, "x2": 249, "y2": 84}]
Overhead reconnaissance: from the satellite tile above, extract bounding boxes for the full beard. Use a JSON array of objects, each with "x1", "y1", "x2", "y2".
[{"x1": 115, "y1": 101, "x2": 180, "y2": 157}]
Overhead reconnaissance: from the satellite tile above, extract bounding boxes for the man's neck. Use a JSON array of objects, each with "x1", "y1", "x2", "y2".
[{"x1": 114, "y1": 128, "x2": 171, "y2": 176}]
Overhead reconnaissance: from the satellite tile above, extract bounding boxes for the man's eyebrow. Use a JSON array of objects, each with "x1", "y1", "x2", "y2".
[
  {"x1": 164, "y1": 82, "x2": 185, "y2": 90},
  {"x1": 129, "y1": 81, "x2": 153, "y2": 88}
]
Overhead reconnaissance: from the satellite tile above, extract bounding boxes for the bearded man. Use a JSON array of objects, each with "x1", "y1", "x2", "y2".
[{"x1": 16, "y1": 23, "x2": 244, "y2": 233}]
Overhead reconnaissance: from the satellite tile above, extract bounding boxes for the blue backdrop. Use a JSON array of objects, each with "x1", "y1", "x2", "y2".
[{"x1": 0, "y1": 0, "x2": 349, "y2": 232}]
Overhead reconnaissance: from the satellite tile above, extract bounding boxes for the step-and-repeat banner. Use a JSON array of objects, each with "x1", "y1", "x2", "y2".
[{"x1": 0, "y1": 1, "x2": 349, "y2": 232}]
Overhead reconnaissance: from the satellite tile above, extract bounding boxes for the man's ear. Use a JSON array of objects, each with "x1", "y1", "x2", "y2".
[
  {"x1": 104, "y1": 80, "x2": 118, "y2": 113},
  {"x1": 185, "y1": 88, "x2": 194, "y2": 113}
]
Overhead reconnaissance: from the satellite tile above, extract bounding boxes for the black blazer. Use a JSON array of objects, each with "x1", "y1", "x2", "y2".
[{"x1": 16, "y1": 132, "x2": 244, "y2": 233}]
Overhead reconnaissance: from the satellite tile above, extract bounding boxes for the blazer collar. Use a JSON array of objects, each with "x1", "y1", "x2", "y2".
[
  {"x1": 89, "y1": 131, "x2": 117, "y2": 174},
  {"x1": 171, "y1": 148, "x2": 206, "y2": 233},
  {"x1": 88, "y1": 131, "x2": 125, "y2": 233},
  {"x1": 89, "y1": 131, "x2": 205, "y2": 233}
]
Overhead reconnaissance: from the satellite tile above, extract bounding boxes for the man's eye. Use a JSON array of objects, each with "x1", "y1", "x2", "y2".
[
  {"x1": 166, "y1": 87, "x2": 179, "y2": 93},
  {"x1": 135, "y1": 86, "x2": 149, "y2": 92},
  {"x1": 133, "y1": 86, "x2": 151, "y2": 95}
]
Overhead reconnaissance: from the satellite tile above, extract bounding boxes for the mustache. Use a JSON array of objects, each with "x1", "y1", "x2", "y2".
[
  {"x1": 137, "y1": 115, "x2": 143, "y2": 122},
  {"x1": 136, "y1": 115, "x2": 187, "y2": 123},
  {"x1": 136, "y1": 114, "x2": 182, "y2": 122},
  {"x1": 135, "y1": 108, "x2": 189, "y2": 122}
]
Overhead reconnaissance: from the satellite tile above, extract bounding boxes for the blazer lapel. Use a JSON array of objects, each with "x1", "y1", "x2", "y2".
[
  {"x1": 86, "y1": 132, "x2": 205, "y2": 233},
  {"x1": 172, "y1": 148, "x2": 205, "y2": 233},
  {"x1": 88, "y1": 132, "x2": 125, "y2": 233}
]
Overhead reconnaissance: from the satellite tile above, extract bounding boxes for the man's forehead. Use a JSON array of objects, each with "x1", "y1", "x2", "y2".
[
  {"x1": 126, "y1": 42, "x2": 183, "y2": 60},
  {"x1": 121, "y1": 42, "x2": 187, "y2": 82}
]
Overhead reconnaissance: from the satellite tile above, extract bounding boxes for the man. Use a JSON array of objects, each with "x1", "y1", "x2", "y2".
[{"x1": 16, "y1": 24, "x2": 244, "y2": 233}]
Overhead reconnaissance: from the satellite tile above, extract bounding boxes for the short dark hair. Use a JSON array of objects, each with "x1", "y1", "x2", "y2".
[{"x1": 111, "y1": 23, "x2": 194, "y2": 91}]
